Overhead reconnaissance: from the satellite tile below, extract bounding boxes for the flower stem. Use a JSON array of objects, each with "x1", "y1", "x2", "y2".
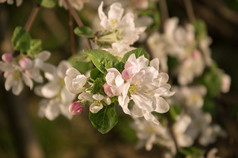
[
  {"x1": 68, "y1": 12, "x2": 76, "y2": 55},
  {"x1": 184, "y1": 0, "x2": 196, "y2": 22},
  {"x1": 64, "y1": 0, "x2": 92, "y2": 50},
  {"x1": 24, "y1": 4, "x2": 40, "y2": 32}
]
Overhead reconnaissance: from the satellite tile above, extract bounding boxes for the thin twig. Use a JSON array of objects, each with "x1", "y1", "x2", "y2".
[
  {"x1": 184, "y1": 0, "x2": 196, "y2": 22},
  {"x1": 158, "y1": 0, "x2": 169, "y2": 32},
  {"x1": 68, "y1": 12, "x2": 76, "y2": 55},
  {"x1": 24, "y1": 4, "x2": 40, "y2": 32},
  {"x1": 64, "y1": 0, "x2": 92, "y2": 50}
]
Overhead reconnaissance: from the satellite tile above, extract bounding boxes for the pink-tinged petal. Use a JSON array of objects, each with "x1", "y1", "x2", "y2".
[
  {"x1": 103, "y1": 83, "x2": 114, "y2": 97},
  {"x1": 69, "y1": 102, "x2": 83, "y2": 115},
  {"x1": 2, "y1": 53, "x2": 12, "y2": 63},
  {"x1": 36, "y1": 51, "x2": 51, "y2": 61},
  {"x1": 19, "y1": 57, "x2": 33, "y2": 70},
  {"x1": 12, "y1": 79, "x2": 23, "y2": 95},
  {"x1": 192, "y1": 50, "x2": 201, "y2": 59},
  {"x1": 22, "y1": 73, "x2": 33, "y2": 89},
  {"x1": 115, "y1": 74, "x2": 124, "y2": 86},
  {"x1": 105, "y1": 71, "x2": 115, "y2": 85},
  {"x1": 41, "y1": 82, "x2": 60, "y2": 98},
  {"x1": 122, "y1": 69, "x2": 130, "y2": 80},
  {"x1": 57, "y1": 61, "x2": 71, "y2": 78}
]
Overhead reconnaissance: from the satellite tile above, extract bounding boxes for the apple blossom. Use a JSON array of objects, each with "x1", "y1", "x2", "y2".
[
  {"x1": 69, "y1": 102, "x2": 83, "y2": 115},
  {"x1": 0, "y1": 0, "x2": 22, "y2": 6},
  {"x1": 59, "y1": 0, "x2": 88, "y2": 11}
]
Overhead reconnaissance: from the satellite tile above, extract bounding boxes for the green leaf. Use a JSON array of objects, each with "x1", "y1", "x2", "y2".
[
  {"x1": 35, "y1": 0, "x2": 57, "y2": 8},
  {"x1": 74, "y1": 26, "x2": 94, "y2": 38},
  {"x1": 84, "y1": 49, "x2": 120, "y2": 73},
  {"x1": 178, "y1": 147, "x2": 205, "y2": 158},
  {"x1": 11, "y1": 26, "x2": 31, "y2": 52},
  {"x1": 121, "y1": 48, "x2": 149, "y2": 63},
  {"x1": 193, "y1": 20, "x2": 208, "y2": 41},
  {"x1": 90, "y1": 68, "x2": 103, "y2": 80},
  {"x1": 91, "y1": 78, "x2": 105, "y2": 94},
  {"x1": 68, "y1": 54, "x2": 93, "y2": 74},
  {"x1": 89, "y1": 104, "x2": 118, "y2": 134},
  {"x1": 27, "y1": 39, "x2": 42, "y2": 57}
]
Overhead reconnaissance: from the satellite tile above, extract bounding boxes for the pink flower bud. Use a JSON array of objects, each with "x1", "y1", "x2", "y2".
[
  {"x1": 103, "y1": 83, "x2": 114, "y2": 97},
  {"x1": 192, "y1": 50, "x2": 201, "y2": 59},
  {"x1": 19, "y1": 57, "x2": 33, "y2": 70},
  {"x1": 69, "y1": 102, "x2": 83, "y2": 115},
  {"x1": 2, "y1": 53, "x2": 13, "y2": 63}
]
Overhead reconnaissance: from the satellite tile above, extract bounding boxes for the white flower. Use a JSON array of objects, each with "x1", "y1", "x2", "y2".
[
  {"x1": 118, "y1": 54, "x2": 174, "y2": 124},
  {"x1": 36, "y1": 61, "x2": 76, "y2": 120},
  {"x1": 98, "y1": 2, "x2": 146, "y2": 57},
  {"x1": 64, "y1": 67, "x2": 87, "y2": 94},
  {"x1": 104, "y1": 68, "x2": 124, "y2": 97},
  {"x1": 0, "y1": 0, "x2": 22, "y2": 6},
  {"x1": 0, "y1": 54, "x2": 34, "y2": 95},
  {"x1": 132, "y1": 118, "x2": 176, "y2": 153},
  {"x1": 59, "y1": 0, "x2": 88, "y2": 11},
  {"x1": 172, "y1": 85, "x2": 206, "y2": 109}
]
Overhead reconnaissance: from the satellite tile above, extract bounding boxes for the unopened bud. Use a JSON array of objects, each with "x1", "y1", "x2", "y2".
[
  {"x1": 19, "y1": 57, "x2": 33, "y2": 69},
  {"x1": 69, "y1": 102, "x2": 83, "y2": 115},
  {"x1": 2, "y1": 53, "x2": 13, "y2": 63}
]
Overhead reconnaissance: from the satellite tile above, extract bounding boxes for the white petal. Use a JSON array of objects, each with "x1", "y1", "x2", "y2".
[
  {"x1": 66, "y1": 67, "x2": 81, "y2": 78},
  {"x1": 5, "y1": 74, "x2": 14, "y2": 91},
  {"x1": 41, "y1": 82, "x2": 60, "y2": 98},
  {"x1": 36, "y1": 51, "x2": 51, "y2": 61},
  {"x1": 108, "y1": 2, "x2": 124, "y2": 22},
  {"x1": 59, "y1": 103, "x2": 73, "y2": 119},
  {"x1": 153, "y1": 97, "x2": 169, "y2": 113},
  {"x1": 150, "y1": 58, "x2": 160, "y2": 72},
  {"x1": 45, "y1": 99, "x2": 60, "y2": 120},
  {"x1": 57, "y1": 61, "x2": 71, "y2": 78},
  {"x1": 90, "y1": 103, "x2": 103, "y2": 113},
  {"x1": 92, "y1": 94, "x2": 104, "y2": 101},
  {"x1": 12, "y1": 79, "x2": 23, "y2": 95},
  {"x1": 61, "y1": 87, "x2": 75, "y2": 104},
  {"x1": 22, "y1": 73, "x2": 33, "y2": 89},
  {"x1": 98, "y1": 2, "x2": 110, "y2": 29}
]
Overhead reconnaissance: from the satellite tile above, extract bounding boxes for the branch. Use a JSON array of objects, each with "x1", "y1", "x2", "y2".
[
  {"x1": 68, "y1": 12, "x2": 76, "y2": 55},
  {"x1": 64, "y1": 0, "x2": 92, "y2": 50},
  {"x1": 158, "y1": 0, "x2": 169, "y2": 32},
  {"x1": 184, "y1": 0, "x2": 196, "y2": 22}
]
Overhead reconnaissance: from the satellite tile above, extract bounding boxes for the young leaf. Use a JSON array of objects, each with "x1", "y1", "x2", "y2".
[
  {"x1": 74, "y1": 26, "x2": 94, "y2": 38},
  {"x1": 11, "y1": 26, "x2": 31, "y2": 52},
  {"x1": 84, "y1": 49, "x2": 120, "y2": 73},
  {"x1": 68, "y1": 54, "x2": 93, "y2": 74},
  {"x1": 89, "y1": 103, "x2": 118, "y2": 134},
  {"x1": 121, "y1": 48, "x2": 149, "y2": 63},
  {"x1": 35, "y1": 0, "x2": 57, "y2": 8},
  {"x1": 27, "y1": 39, "x2": 42, "y2": 57}
]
